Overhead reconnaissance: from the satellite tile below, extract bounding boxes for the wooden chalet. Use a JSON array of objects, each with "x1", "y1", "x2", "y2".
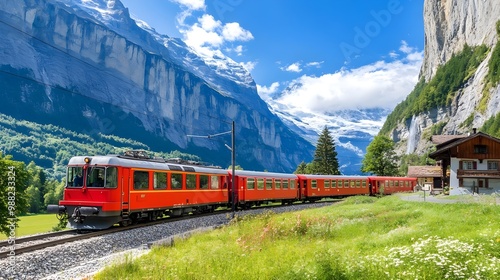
[
  {"x1": 429, "y1": 130, "x2": 500, "y2": 195},
  {"x1": 407, "y1": 166, "x2": 443, "y2": 194}
]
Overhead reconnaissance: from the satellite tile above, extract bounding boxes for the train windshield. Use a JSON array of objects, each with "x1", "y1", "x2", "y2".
[
  {"x1": 67, "y1": 166, "x2": 84, "y2": 187},
  {"x1": 66, "y1": 166, "x2": 117, "y2": 188}
]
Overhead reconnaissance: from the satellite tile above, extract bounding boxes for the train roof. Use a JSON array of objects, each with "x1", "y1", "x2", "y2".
[
  {"x1": 67, "y1": 155, "x2": 228, "y2": 175},
  {"x1": 296, "y1": 174, "x2": 369, "y2": 180},
  {"x1": 367, "y1": 176, "x2": 417, "y2": 180},
  {"x1": 231, "y1": 170, "x2": 298, "y2": 179}
]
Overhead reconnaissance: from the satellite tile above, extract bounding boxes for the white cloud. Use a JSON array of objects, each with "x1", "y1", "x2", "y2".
[
  {"x1": 198, "y1": 13, "x2": 220, "y2": 31},
  {"x1": 306, "y1": 61, "x2": 323, "y2": 68},
  {"x1": 240, "y1": 61, "x2": 257, "y2": 72},
  {"x1": 176, "y1": 12, "x2": 253, "y2": 58},
  {"x1": 283, "y1": 62, "x2": 302, "y2": 73},
  {"x1": 170, "y1": 0, "x2": 205, "y2": 11},
  {"x1": 275, "y1": 45, "x2": 423, "y2": 113},
  {"x1": 222, "y1": 22, "x2": 254, "y2": 41},
  {"x1": 399, "y1": 40, "x2": 414, "y2": 54},
  {"x1": 257, "y1": 82, "x2": 280, "y2": 100}
]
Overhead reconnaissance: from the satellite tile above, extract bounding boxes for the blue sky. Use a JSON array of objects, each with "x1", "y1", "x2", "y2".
[{"x1": 120, "y1": 0, "x2": 424, "y2": 111}]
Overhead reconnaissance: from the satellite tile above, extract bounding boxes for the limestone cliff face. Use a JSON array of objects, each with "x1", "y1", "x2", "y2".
[
  {"x1": 392, "y1": 0, "x2": 500, "y2": 156},
  {"x1": 0, "y1": 0, "x2": 314, "y2": 172},
  {"x1": 422, "y1": 0, "x2": 500, "y2": 80}
]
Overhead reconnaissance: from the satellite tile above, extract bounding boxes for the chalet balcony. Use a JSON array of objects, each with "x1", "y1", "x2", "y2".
[{"x1": 457, "y1": 169, "x2": 500, "y2": 178}]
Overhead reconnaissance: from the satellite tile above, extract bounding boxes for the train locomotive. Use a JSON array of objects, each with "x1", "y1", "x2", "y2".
[{"x1": 48, "y1": 151, "x2": 417, "y2": 230}]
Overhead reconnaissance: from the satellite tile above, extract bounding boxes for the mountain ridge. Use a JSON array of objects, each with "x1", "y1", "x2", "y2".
[{"x1": 0, "y1": 0, "x2": 314, "y2": 172}]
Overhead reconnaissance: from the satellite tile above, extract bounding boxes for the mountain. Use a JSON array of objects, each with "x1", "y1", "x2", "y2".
[
  {"x1": 383, "y1": 0, "x2": 500, "y2": 155},
  {"x1": 263, "y1": 76, "x2": 394, "y2": 174},
  {"x1": 0, "y1": 0, "x2": 315, "y2": 172}
]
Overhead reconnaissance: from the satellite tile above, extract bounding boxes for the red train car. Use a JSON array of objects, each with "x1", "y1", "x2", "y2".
[
  {"x1": 297, "y1": 175, "x2": 370, "y2": 201},
  {"x1": 232, "y1": 170, "x2": 299, "y2": 208},
  {"x1": 368, "y1": 176, "x2": 417, "y2": 195},
  {"x1": 48, "y1": 152, "x2": 230, "y2": 229}
]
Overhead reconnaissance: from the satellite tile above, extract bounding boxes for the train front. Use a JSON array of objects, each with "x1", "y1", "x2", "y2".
[{"x1": 47, "y1": 156, "x2": 122, "y2": 230}]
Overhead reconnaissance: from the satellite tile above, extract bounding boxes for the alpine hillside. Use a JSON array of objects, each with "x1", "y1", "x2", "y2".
[
  {"x1": 381, "y1": 0, "x2": 500, "y2": 156},
  {"x1": 0, "y1": 0, "x2": 315, "y2": 172}
]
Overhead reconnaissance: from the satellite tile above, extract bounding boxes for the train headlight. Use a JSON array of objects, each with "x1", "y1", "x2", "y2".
[{"x1": 84, "y1": 157, "x2": 92, "y2": 164}]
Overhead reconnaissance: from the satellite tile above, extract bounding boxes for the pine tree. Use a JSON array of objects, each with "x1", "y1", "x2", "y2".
[
  {"x1": 294, "y1": 161, "x2": 308, "y2": 174},
  {"x1": 311, "y1": 126, "x2": 340, "y2": 175}
]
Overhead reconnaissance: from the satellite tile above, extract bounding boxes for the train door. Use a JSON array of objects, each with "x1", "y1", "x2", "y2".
[{"x1": 121, "y1": 168, "x2": 130, "y2": 213}]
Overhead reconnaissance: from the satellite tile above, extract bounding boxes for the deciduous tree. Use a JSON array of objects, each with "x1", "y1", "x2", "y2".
[
  {"x1": 361, "y1": 135, "x2": 399, "y2": 176},
  {"x1": 0, "y1": 154, "x2": 29, "y2": 236}
]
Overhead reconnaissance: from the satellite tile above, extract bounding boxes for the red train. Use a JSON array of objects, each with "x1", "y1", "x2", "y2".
[{"x1": 48, "y1": 151, "x2": 417, "y2": 229}]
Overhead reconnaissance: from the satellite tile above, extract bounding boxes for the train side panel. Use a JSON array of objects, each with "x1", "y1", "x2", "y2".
[
  {"x1": 297, "y1": 175, "x2": 370, "y2": 201},
  {"x1": 127, "y1": 169, "x2": 229, "y2": 215},
  {"x1": 233, "y1": 170, "x2": 299, "y2": 208},
  {"x1": 368, "y1": 176, "x2": 417, "y2": 195}
]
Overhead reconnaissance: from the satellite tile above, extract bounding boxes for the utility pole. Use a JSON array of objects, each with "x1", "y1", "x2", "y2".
[
  {"x1": 187, "y1": 121, "x2": 236, "y2": 217},
  {"x1": 231, "y1": 121, "x2": 236, "y2": 216}
]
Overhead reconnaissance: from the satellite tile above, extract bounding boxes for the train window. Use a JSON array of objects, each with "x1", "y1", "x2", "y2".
[
  {"x1": 290, "y1": 179, "x2": 296, "y2": 189},
  {"x1": 105, "y1": 167, "x2": 118, "y2": 188},
  {"x1": 324, "y1": 180, "x2": 330, "y2": 188},
  {"x1": 275, "y1": 179, "x2": 281, "y2": 189},
  {"x1": 154, "y1": 172, "x2": 167, "y2": 189},
  {"x1": 331, "y1": 180, "x2": 336, "y2": 188},
  {"x1": 337, "y1": 180, "x2": 342, "y2": 188},
  {"x1": 266, "y1": 179, "x2": 273, "y2": 190},
  {"x1": 362, "y1": 180, "x2": 366, "y2": 188},
  {"x1": 350, "y1": 181, "x2": 355, "y2": 188},
  {"x1": 257, "y1": 178, "x2": 264, "y2": 190},
  {"x1": 210, "y1": 176, "x2": 219, "y2": 189},
  {"x1": 133, "y1": 171, "x2": 149, "y2": 190},
  {"x1": 311, "y1": 180, "x2": 317, "y2": 189},
  {"x1": 247, "y1": 178, "x2": 255, "y2": 190},
  {"x1": 200, "y1": 175, "x2": 209, "y2": 189},
  {"x1": 87, "y1": 167, "x2": 106, "y2": 188},
  {"x1": 171, "y1": 173, "x2": 182, "y2": 190},
  {"x1": 405, "y1": 181, "x2": 409, "y2": 187},
  {"x1": 282, "y1": 180, "x2": 289, "y2": 189},
  {"x1": 395, "y1": 181, "x2": 399, "y2": 187},
  {"x1": 344, "y1": 181, "x2": 349, "y2": 188},
  {"x1": 389, "y1": 180, "x2": 394, "y2": 187},
  {"x1": 67, "y1": 166, "x2": 84, "y2": 187},
  {"x1": 186, "y1": 174, "x2": 196, "y2": 189},
  {"x1": 356, "y1": 180, "x2": 360, "y2": 188}
]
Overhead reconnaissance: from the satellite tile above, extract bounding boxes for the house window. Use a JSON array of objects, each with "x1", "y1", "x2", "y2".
[
  {"x1": 462, "y1": 161, "x2": 476, "y2": 170},
  {"x1": 474, "y1": 145, "x2": 488, "y2": 154},
  {"x1": 488, "y1": 161, "x2": 499, "y2": 170}
]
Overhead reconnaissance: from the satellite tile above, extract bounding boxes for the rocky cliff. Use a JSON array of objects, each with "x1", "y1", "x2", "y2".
[
  {"x1": 0, "y1": 0, "x2": 314, "y2": 172},
  {"x1": 390, "y1": 0, "x2": 500, "y2": 155}
]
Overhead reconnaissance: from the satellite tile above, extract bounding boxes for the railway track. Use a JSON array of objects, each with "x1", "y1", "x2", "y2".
[
  {"x1": 0, "y1": 210, "x2": 231, "y2": 259},
  {"x1": 0, "y1": 201, "x2": 335, "y2": 259}
]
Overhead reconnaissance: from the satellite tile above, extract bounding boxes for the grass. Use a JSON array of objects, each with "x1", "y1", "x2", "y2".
[
  {"x1": 0, "y1": 213, "x2": 62, "y2": 240},
  {"x1": 94, "y1": 195, "x2": 500, "y2": 279}
]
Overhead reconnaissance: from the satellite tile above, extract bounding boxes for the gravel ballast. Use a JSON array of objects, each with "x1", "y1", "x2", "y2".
[{"x1": 0, "y1": 203, "x2": 331, "y2": 280}]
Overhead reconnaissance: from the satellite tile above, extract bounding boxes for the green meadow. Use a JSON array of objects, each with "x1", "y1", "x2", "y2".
[
  {"x1": 0, "y1": 214, "x2": 61, "y2": 240},
  {"x1": 95, "y1": 196, "x2": 500, "y2": 280}
]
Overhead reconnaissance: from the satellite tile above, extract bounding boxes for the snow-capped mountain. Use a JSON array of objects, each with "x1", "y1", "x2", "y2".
[
  {"x1": 0, "y1": 0, "x2": 314, "y2": 172},
  {"x1": 267, "y1": 91, "x2": 390, "y2": 174}
]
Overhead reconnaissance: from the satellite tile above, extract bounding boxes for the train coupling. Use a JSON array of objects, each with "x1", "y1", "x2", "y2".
[{"x1": 71, "y1": 207, "x2": 100, "y2": 224}]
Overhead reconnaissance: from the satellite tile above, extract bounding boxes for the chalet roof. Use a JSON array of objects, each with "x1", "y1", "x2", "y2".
[
  {"x1": 431, "y1": 134, "x2": 467, "y2": 145},
  {"x1": 429, "y1": 131, "x2": 500, "y2": 159},
  {"x1": 407, "y1": 165, "x2": 442, "y2": 177}
]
